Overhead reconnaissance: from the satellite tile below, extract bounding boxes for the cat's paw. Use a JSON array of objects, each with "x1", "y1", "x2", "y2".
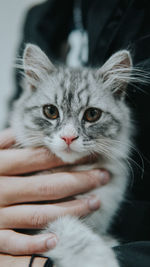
[{"x1": 42, "y1": 216, "x2": 119, "y2": 267}]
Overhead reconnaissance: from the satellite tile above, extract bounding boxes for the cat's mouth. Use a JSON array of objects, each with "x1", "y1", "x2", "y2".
[
  {"x1": 54, "y1": 146, "x2": 89, "y2": 163},
  {"x1": 64, "y1": 147, "x2": 73, "y2": 153}
]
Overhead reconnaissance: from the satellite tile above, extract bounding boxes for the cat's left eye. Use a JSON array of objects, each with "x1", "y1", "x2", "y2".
[
  {"x1": 83, "y1": 108, "x2": 102, "y2": 123},
  {"x1": 43, "y1": 104, "x2": 59, "y2": 120}
]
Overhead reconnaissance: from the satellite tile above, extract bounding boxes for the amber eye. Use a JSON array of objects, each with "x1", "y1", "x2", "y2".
[
  {"x1": 43, "y1": 105, "x2": 59, "y2": 120},
  {"x1": 83, "y1": 108, "x2": 102, "y2": 123}
]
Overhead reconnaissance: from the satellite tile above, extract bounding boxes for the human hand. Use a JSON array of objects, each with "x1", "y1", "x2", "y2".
[{"x1": 0, "y1": 129, "x2": 110, "y2": 255}]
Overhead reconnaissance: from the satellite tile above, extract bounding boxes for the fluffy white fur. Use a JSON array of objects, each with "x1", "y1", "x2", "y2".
[{"x1": 43, "y1": 216, "x2": 119, "y2": 267}]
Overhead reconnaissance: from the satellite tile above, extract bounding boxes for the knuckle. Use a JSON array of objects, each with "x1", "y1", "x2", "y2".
[
  {"x1": 30, "y1": 211, "x2": 48, "y2": 228},
  {"x1": 38, "y1": 183, "x2": 55, "y2": 199}
]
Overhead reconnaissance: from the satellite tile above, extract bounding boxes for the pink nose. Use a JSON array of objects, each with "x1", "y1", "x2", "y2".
[{"x1": 61, "y1": 136, "x2": 79, "y2": 145}]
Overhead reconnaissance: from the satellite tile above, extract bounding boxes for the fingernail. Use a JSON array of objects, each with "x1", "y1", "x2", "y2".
[
  {"x1": 46, "y1": 237, "x2": 58, "y2": 250},
  {"x1": 88, "y1": 197, "x2": 100, "y2": 211},
  {"x1": 92, "y1": 169, "x2": 110, "y2": 185},
  {"x1": 100, "y1": 171, "x2": 110, "y2": 185}
]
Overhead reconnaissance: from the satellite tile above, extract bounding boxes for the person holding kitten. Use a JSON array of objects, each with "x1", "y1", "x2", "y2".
[{"x1": 1, "y1": 0, "x2": 150, "y2": 266}]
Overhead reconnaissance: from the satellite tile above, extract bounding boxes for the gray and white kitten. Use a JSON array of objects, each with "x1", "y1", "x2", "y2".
[{"x1": 12, "y1": 44, "x2": 134, "y2": 267}]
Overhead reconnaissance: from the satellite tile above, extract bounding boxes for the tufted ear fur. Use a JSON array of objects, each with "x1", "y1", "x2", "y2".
[
  {"x1": 98, "y1": 50, "x2": 132, "y2": 98},
  {"x1": 23, "y1": 44, "x2": 56, "y2": 89}
]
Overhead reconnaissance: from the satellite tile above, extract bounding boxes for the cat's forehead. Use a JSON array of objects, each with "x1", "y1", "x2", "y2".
[
  {"x1": 59, "y1": 68, "x2": 90, "y2": 104},
  {"x1": 44, "y1": 67, "x2": 104, "y2": 107},
  {"x1": 58, "y1": 68, "x2": 91, "y2": 91}
]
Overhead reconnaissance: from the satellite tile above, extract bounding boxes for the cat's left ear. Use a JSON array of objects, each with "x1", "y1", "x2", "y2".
[
  {"x1": 23, "y1": 44, "x2": 56, "y2": 89},
  {"x1": 98, "y1": 50, "x2": 132, "y2": 98}
]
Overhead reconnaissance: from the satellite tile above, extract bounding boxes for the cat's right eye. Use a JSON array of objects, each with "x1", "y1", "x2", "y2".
[
  {"x1": 43, "y1": 104, "x2": 59, "y2": 120},
  {"x1": 83, "y1": 107, "x2": 102, "y2": 123}
]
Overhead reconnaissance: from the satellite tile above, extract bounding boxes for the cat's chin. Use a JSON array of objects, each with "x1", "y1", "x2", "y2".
[{"x1": 54, "y1": 150, "x2": 87, "y2": 163}]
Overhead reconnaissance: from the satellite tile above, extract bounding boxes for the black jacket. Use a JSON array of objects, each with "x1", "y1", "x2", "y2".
[{"x1": 14, "y1": 0, "x2": 150, "y2": 266}]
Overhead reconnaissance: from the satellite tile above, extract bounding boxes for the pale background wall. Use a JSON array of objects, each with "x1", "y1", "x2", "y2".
[{"x1": 0, "y1": 0, "x2": 45, "y2": 130}]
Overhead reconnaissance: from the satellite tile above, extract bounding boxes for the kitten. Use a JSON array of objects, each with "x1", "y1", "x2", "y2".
[{"x1": 12, "y1": 44, "x2": 134, "y2": 267}]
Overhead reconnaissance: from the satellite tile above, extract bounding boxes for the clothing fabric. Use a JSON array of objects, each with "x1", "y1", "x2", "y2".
[
  {"x1": 13, "y1": 0, "x2": 150, "y2": 266},
  {"x1": 114, "y1": 242, "x2": 150, "y2": 267}
]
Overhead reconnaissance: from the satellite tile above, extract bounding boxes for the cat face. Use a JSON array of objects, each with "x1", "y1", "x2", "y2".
[{"x1": 12, "y1": 44, "x2": 132, "y2": 163}]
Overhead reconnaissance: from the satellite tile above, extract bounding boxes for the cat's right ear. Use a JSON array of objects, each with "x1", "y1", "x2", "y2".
[
  {"x1": 98, "y1": 50, "x2": 132, "y2": 99},
  {"x1": 23, "y1": 44, "x2": 56, "y2": 89}
]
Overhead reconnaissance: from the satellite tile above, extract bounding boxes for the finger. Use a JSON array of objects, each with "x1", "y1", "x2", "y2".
[
  {"x1": 0, "y1": 170, "x2": 109, "y2": 206},
  {"x1": 0, "y1": 128, "x2": 16, "y2": 149},
  {"x1": 0, "y1": 198, "x2": 100, "y2": 229},
  {"x1": 0, "y1": 148, "x2": 65, "y2": 175},
  {"x1": 0, "y1": 147, "x2": 97, "y2": 176},
  {"x1": 0, "y1": 230, "x2": 57, "y2": 255}
]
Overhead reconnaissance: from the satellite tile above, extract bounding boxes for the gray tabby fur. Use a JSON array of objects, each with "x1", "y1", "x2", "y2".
[{"x1": 12, "y1": 44, "x2": 135, "y2": 267}]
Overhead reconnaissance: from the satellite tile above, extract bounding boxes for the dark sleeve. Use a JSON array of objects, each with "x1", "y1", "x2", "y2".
[
  {"x1": 110, "y1": 200, "x2": 150, "y2": 267},
  {"x1": 114, "y1": 242, "x2": 150, "y2": 267}
]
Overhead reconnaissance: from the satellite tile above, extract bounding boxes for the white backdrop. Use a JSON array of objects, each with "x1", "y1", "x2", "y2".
[{"x1": 0, "y1": 0, "x2": 45, "y2": 129}]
